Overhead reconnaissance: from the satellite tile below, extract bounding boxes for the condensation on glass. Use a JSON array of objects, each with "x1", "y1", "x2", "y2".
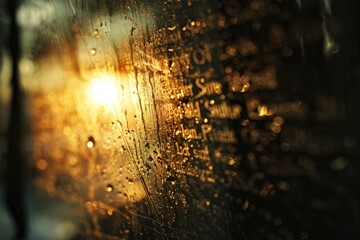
[{"x1": 0, "y1": 0, "x2": 359, "y2": 239}]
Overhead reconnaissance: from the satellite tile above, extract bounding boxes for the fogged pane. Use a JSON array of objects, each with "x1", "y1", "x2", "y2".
[{"x1": 1, "y1": 0, "x2": 359, "y2": 239}]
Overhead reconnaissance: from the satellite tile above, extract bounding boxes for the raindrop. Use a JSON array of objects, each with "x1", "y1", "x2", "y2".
[
  {"x1": 119, "y1": 145, "x2": 126, "y2": 153},
  {"x1": 93, "y1": 29, "x2": 100, "y2": 39},
  {"x1": 166, "y1": 176, "x2": 176, "y2": 185},
  {"x1": 242, "y1": 200, "x2": 250, "y2": 210},
  {"x1": 106, "y1": 184, "x2": 114, "y2": 192},
  {"x1": 167, "y1": 26, "x2": 177, "y2": 31},
  {"x1": 325, "y1": 41, "x2": 339, "y2": 54},
  {"x1": 228, "y1": 158, "x2": 236, "y2": 166},
  {"x1": 87, "y1": 136, "x2": 95, "y2": 148},
  {"x1": 90, "y1": 48, "x2": 96, "y2": 55},
  {"x1": 145, "y1": 163, "x2": 151, "y2": 171}
]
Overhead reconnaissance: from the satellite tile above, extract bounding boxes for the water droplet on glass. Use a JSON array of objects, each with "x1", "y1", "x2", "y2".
[
  {"x1": 119, "y1": 145, "x2": 126, "y2": 154},
  {"x1": 167, "y1": 26, "x2": 177, "y2": 31},
  {"x1": 106, "y1": 184, "x2": 114, "y2": 192},
  {"x1": 87, "y1": 136, "x2": 95, "y2": 148},
  {"x1": 93, "y1": 29, "x2": 100, "y2": 39},
  {"x1": 90, "y1": 48, "x2": 96, "y2": 55},
  {"x1": 166, "y1": 176, "x2": 176, "y2": 185},
  {"x1": 228, "y1": 158, "x2": 236, "y2": 166},
  {"x1": 325, "y1": 41, "x2": 339, "y2": 54},
  {"x1": 242, "y1": 200, "x2": 250, "y2": 210}
]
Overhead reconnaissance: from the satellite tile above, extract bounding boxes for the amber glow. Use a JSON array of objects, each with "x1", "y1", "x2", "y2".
[
  {"x1": 87, "y1": 74, "x2": 120, "y2": 108},
  {"x1": 241, "y1": 82, "x2": 250, "y2": 92},
  {"x1": 258, "y1": 105, "x2": 273, "y2": 117},
  {"x1": 86, "y1": 140, "x2": 94, "y2": 148}
]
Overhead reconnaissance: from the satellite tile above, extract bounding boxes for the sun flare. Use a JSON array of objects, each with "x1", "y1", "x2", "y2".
[{"x1": 88, "y1": 74, "x2": 119, "y2": 107}]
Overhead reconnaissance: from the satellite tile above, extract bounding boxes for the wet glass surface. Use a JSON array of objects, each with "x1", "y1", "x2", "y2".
[{"x1": 0, "y1": 0, "x2": 360, "y2": 239}]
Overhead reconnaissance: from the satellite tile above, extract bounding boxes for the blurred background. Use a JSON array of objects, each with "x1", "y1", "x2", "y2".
[{"x1": 0, "y1": 0, "x2": 360, "y2": 239}]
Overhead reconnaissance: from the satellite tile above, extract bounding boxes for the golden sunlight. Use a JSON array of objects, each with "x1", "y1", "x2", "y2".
[{"x1": 87, "y1": 74, "x2": 120, "y2": 107}]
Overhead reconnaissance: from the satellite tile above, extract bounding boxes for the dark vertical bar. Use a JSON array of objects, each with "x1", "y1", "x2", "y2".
[{"x1": 6, "y1": 0, "x2": 27, "y2": 239}]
